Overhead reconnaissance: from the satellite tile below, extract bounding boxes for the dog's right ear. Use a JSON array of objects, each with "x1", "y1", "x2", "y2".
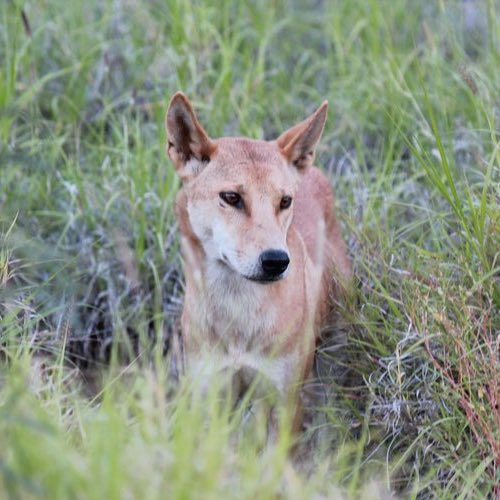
[{"x1": 165, "y1": 92, "x2": 217, "y2": 181}]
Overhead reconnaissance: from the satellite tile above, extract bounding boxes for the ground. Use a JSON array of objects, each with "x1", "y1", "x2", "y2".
[{"x1": 0, "y1": 0, "x2": 499, "y2": 498}]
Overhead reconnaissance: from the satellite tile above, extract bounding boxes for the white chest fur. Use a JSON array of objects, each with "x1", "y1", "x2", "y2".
[{"x1": 183, "y1": 259, "x2": 302, "y2": 391}]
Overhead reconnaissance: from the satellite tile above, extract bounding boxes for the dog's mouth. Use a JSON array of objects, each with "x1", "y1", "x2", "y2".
[
  {"x1": 218, "y1": 254, "x2": 288, "y2": 284},
  {"x1": 244, "y1": 273, "x2": 285, "y2": 284},
  {"x1": 218, "y1": 254, "x2": 287, "y2": 285}
]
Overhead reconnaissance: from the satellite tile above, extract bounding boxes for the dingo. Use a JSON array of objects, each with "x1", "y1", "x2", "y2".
[{"x1": 165, "y1": 92, "x2": 351, "y2": 434}]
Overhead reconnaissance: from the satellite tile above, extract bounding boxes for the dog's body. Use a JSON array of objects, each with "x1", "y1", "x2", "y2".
[{"x1": 166, "y1": 93, "x2": 351, "y2": 431}]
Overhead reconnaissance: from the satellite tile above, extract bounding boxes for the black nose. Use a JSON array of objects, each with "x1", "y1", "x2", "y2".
[{"x1": 260, "y1": 249, "x2": 290, "y2": 278}]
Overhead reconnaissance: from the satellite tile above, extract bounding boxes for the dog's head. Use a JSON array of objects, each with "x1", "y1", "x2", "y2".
[{"x1": 165, "y1": 92, "x2": 327, "y2": 283}]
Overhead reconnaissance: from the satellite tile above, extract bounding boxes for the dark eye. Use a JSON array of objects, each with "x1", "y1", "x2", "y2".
[
  {"x1": 280, "y1": 196, "x2": 292, "y2": 210},
  {"x1": 219, "y1": 191, "x2": 243, "y2": 208}
]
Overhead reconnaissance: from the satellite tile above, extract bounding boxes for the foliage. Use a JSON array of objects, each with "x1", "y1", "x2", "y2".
[{"x1": 1, "y1": 0, "x2": 499, "y2": 497}]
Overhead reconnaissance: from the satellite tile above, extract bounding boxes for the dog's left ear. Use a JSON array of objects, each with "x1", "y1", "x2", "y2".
[
  {"x1": 277, "y1": 101, "x2": 328, "y2": 170},
  {"x1": 165, "y1": 92, "x2": 217, "y2": 180}
]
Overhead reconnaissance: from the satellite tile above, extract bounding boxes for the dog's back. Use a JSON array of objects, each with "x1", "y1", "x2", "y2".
[{"x1": 293, "y1": 166, "x2": 352, "y2": 330}]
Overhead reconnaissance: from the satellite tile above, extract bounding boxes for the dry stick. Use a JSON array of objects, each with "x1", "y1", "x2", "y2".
[{"x1": 20, "y1": 9, "x2": 32, "y2": 38}]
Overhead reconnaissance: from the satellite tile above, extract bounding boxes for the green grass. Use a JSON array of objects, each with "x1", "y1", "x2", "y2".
[{"x1": 1, "y1": 0, "x2": 499, "y2": 498}]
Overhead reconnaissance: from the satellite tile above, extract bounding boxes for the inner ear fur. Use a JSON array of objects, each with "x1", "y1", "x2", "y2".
[
  {"x1": 277, "y1": 101, "x2": 328, "y2": 170},
  {"x1": 165, "y1": 92, "x2": 216, "y2": 178}
]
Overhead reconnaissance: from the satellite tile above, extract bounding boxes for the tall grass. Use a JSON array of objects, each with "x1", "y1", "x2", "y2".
[{"x1": 1, "y1": 0, "x2": 499, "y2": 497}]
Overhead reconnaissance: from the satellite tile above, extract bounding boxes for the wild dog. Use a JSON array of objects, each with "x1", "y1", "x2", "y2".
[{"x1": 165, "y1": 92, "x2": 351, "y2": 435}]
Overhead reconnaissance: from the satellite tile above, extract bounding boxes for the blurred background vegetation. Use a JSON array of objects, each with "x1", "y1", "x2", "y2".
[{"x1": 1, "y1": 0, "x2": 499, "y2": 498}]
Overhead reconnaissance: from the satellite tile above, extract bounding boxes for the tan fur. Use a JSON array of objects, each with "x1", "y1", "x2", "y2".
[{"x1": 165, "y1": 92, "x2": 351, "y2": 433}]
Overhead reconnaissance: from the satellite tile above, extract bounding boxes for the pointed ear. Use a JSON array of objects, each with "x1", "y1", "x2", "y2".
[
  {"x1": 277, "y1": 101, "x2": 328, "y2": 170},
  {"x1": 165, "y1": 92, "x2": 217, "y2": 180}
]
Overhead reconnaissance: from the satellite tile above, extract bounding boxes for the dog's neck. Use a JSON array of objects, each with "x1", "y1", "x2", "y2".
[{"x1": 184, "y1": 247, "x2": 281, "y2": 351}]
